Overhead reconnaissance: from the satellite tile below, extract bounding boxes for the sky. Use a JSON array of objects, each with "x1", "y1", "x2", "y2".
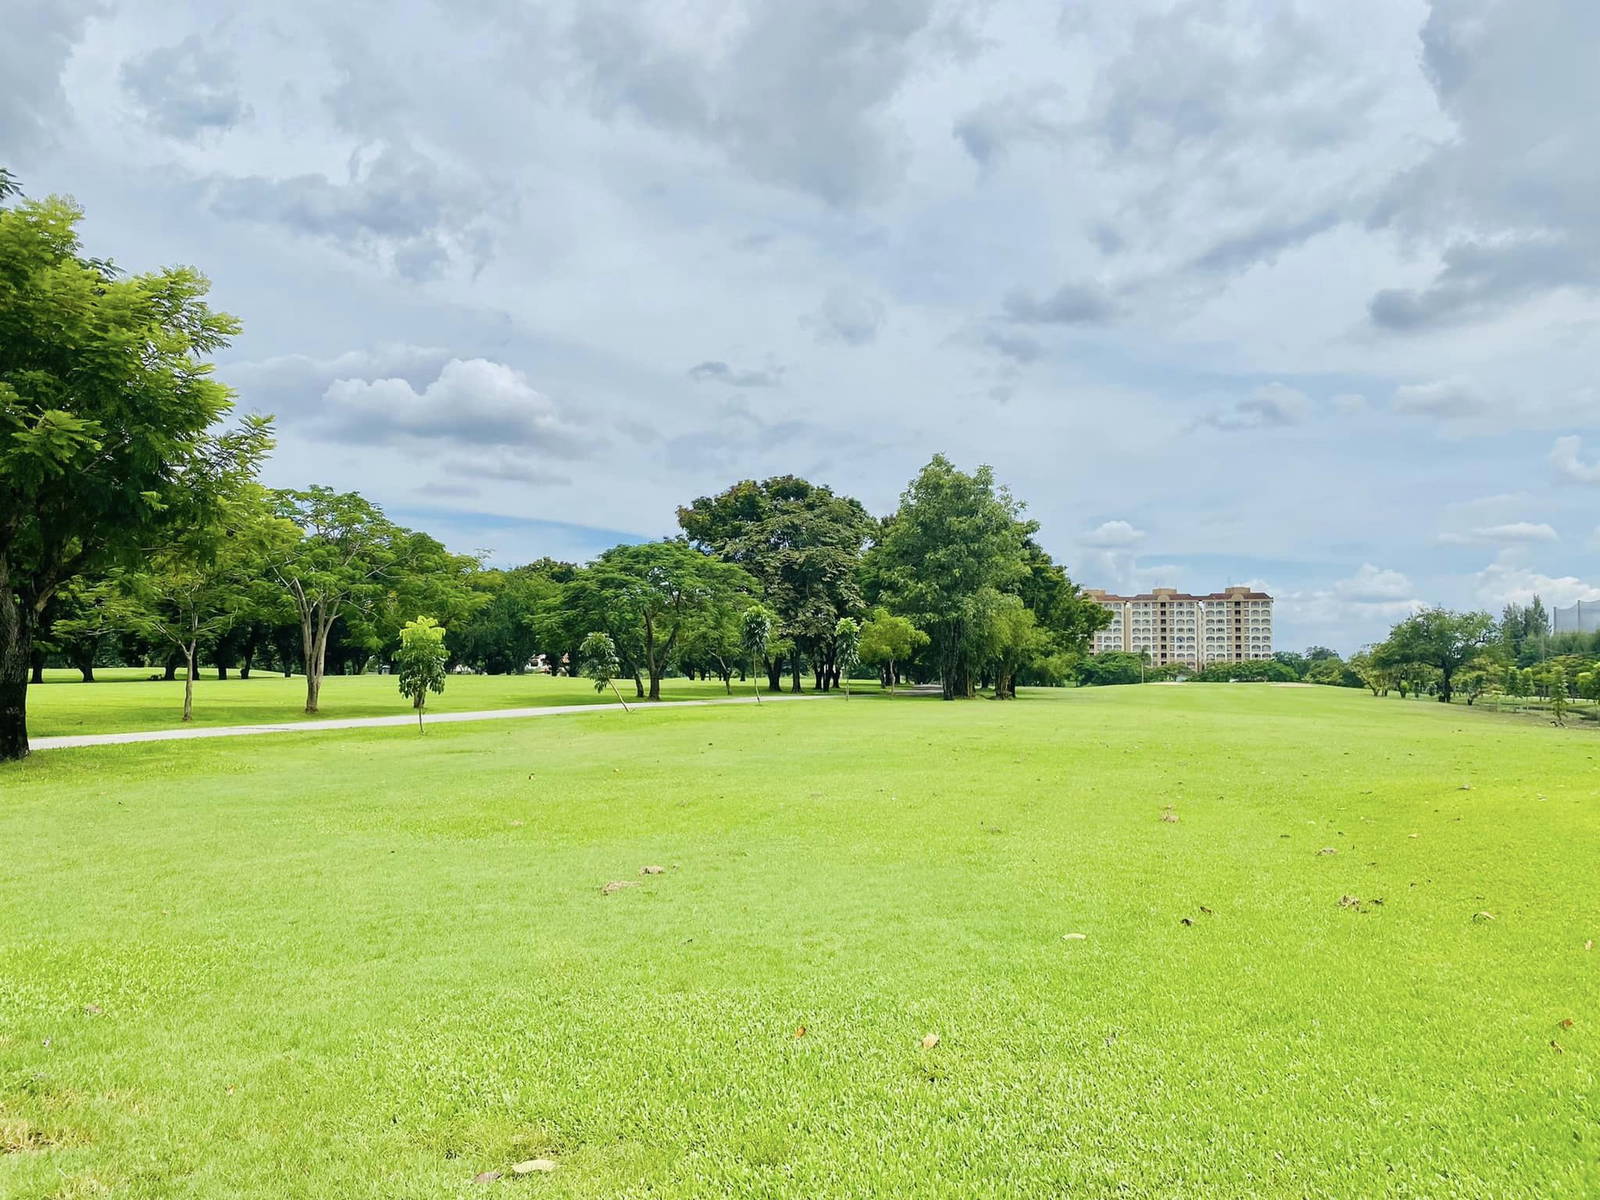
[{"x1": 5, "y1": 0, "x2": 1598, "y2": 653}]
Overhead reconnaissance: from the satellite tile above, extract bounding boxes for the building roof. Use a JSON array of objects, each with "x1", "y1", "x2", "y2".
[{"x1": 1084, "y1": 587, "x2": 1272, "y2": 603}]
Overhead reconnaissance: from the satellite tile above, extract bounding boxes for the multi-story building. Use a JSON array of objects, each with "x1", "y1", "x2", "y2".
[{"x1": 1084, "y1": 586, "x2": 1273, "y2": 669}]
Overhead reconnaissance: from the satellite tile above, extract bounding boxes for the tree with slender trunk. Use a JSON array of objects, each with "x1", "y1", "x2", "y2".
[
  {"x1": 396, "y1": 616, "x2": 449, "y2": 732},
  {"x1": 741, "y1": 605, "x2": 773, "y2": 704},
  {"x1": 111, "y1": 487, "x2": 276, "y2": 723},
  {"x1": 0, "y1": 170, "x2": 263, "y2": 759},
  {"x1": 834, "y1": 616, "x2": 861, "y2": 700},
  {"x1": 266, "y1": 487, "x2": 405, "y2": 714},
  {"x1": 858, "y1": 609, "x2": 927, "y2": 695},
  {"x1": 580, "y1": 631, "x2": 630, "y2": 712}
]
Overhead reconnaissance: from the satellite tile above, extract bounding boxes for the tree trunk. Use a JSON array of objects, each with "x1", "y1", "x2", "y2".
[
  {"x1": 182, "y1": 646, "x2": 196, "y2": 722},
  {"x1": 303, "y1": 615, "x2": 325, "y2": 714},
  {"x1": 30, "y1": 651, "x2": 44, "y2": 685},
  {"x1": 163, "y1": 654, "x2": 180, "y2": 682},
  {"x1": 648, "y1": 670, "x2": 662, "y2": 701},
  {"x1": 0, "y1": 587, "x2": 32, "y2": 761},
  {"x1": 790, "y1": 649, "x2": 803, "y2": 693},
  {"x1": 217, "y1": 663, "x2": 229, "y2": 680},
  {"x1": 766, "y1": 656, "x2": 782, "y2": 692},
  {"x1": 633, "y1": 672, "x2": 645, "y2": 698},
  {"x1": 79, "y1": 664, "x2": 95, "y2": 683}
]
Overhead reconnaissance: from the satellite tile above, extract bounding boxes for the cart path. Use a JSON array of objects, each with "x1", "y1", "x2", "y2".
[{"x1": 32, "y1": 692, "x2": 827, "y2": 751}]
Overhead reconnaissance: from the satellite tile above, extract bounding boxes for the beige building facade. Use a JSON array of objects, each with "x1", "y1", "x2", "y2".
[{"x1": 1085, "y1": 586, "x2": 1273, "y2": 669}]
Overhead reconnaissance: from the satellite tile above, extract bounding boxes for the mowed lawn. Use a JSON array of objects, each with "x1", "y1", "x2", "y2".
[
  {"x1": 25, "y1": 670, "x2": 747, "y2": 739},
  {"x1": 2, "y1": 687, "x2": 1597, "y2": 1198}
]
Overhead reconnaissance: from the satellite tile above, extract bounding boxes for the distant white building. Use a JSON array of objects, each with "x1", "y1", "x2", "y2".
[{"x1": 1085, "y1": 586, "x2": 1273, "y2": 669}]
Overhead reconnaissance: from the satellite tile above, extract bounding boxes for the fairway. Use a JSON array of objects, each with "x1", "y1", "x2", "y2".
[
  {"x1": 24, "y1": 671, "x2": 742, "y2": 740},
  {"x1": 3, "y1": 686, "x2": 1598, "y2": 1198}
]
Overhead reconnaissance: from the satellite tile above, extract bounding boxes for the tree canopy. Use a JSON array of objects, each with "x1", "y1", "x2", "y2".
[
  {"x1": 679, "y1": 475, "x2": 874, "y2": 691},
  {"x1": 581, "y1": 541, "x2": 755, "y2": 701},
  {"x1": 866, "y1": 456, "x2": 1029, "y2": 700},
  {"x1": 1373, "y1": 608, "x2": 1495, "y2": 704},
  {"x1": 0, "y1": 177, "x2": 266, "y2": 759}
]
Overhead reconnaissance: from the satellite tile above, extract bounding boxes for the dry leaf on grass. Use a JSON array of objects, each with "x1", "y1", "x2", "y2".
[
  {"x1": 1317, "y1": 847, "x2": 1337, "y2": 856},
  {"x1": 640, "y1": 865, "x2": 665, "y2": 875},
  {"x1": 82, "y1": 1003, "x2": 102, "y2": 1016},
  {"x1": 1559, "y1": 1018, "x2": 1574, "y2": 1029},
  {"x1": 1160, "y1": 809, "x2": 1179, "y2": 823},
  {"x1": 1586, "y1": 939, "x2": 1594, "y2": 951},
  {"x1": 472, "y1": 1170, "x2": 502, "y2": 1184},
  {"x1": 794, "y1": 1026, "x2": 806, "y2": 1038},
  {"x1": 601, "y1": 881, "x2": 637, "y2": 895},
  {"x1": 1179, "y1": 917, "x2": 1194, "y2": 926},
  {"x1": 1062, "y1": 932, "x2": 1088, "y2": 941},
  {"x1": 1338, "y1": 895, "x2": 1362, "y2": 910},
  {"x1": 1472, "y1": 911, "x2": 1496, "y2": 922},
  {"x1": 1551, "y1": 1040, "x2": 1565, "y2": 1054},
  {"x1": 511, "y1": 1158, "x2": 558, "y2": 1174},
  {"x1": 920, "y1": 1032, "x2": 940, "y2": 1049}
]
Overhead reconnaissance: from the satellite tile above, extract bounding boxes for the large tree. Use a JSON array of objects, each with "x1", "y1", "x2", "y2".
[
  {"x1": 266, "y1": 487, "x2": 409, "y2": 714},
  {"x1": 1373, "y1": 608, "x2": 1495, "y2": 704},
  {"x1": 866, "y1": 456, "x2": 1028, "y2": 700},
  {"x1": 678, "y1": 475, "x2": 874, "y2": 691},
  {"x1": 112, "y1": 485, "x2": 279, "y2": 722},
  {"x1": 582, "y1": 541, "x2": 755, "y2": 701},
  {"x1": 0, "y1": 173, "x2": 262, "y2": 759}
]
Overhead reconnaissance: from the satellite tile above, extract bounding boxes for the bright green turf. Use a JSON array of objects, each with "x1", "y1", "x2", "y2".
[
  {"x1": 2, "y1": 685, "x2": 1597, "y2": 1198},
  {"x1": 25, "y1": 670, "x2": 749, "y2": 739}
]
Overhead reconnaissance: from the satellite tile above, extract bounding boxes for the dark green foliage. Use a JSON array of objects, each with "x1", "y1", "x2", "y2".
[{"x1": 1, "y1": 178, "x2": 263, "y2": 759}]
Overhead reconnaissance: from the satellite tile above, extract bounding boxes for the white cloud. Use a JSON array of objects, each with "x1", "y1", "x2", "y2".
[
  {"x1": 1080, "y1": 519, "x2": 1145, "y2": 548},
  {"x1": 1551, "y1": 435, "x2": 1600, "y2": 484},
  {"x1": 1332, "y1": 563, "x2": 1415, "y2": 603},
  {"x1": 1474, "y1": 563, "x2": 1600, "y2": 611},
  {"x1": 1438, "y1": 522, "x2": 1559, "y2": 546},
  {"x1": 319, "y1": 358, "x2": 597, "y2": 457}
]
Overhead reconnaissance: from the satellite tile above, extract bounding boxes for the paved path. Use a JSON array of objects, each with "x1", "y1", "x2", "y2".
[{"x1": 32, "y1": 693, "x2": 825, "y2": 752}]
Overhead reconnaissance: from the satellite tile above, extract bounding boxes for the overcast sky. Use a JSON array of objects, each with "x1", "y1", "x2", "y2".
[{"x1": 6, "y1": 0, "x2": 1599, "y2": 652}]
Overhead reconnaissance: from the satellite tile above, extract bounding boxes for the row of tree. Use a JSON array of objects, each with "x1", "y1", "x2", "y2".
[{"x1": 1, "y1": 172, "x2": 1113, "y2": 760}]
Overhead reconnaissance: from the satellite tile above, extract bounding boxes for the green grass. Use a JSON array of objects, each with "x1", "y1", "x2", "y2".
[
  {"x1": 25, "y1": 670, "x2": 749, "y2": 738},
  {"x1": 2, "y1": 685, "x2": 1597, "y2": 1197}
]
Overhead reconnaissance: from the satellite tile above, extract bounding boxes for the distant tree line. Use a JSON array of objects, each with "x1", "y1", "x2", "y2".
[
  {"x1": 0, "y1": 172, "x2": 1112, "y2": 760},
  {"x1": 1074, "y1": 598, "x2": 1600, "y2": 717}
]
